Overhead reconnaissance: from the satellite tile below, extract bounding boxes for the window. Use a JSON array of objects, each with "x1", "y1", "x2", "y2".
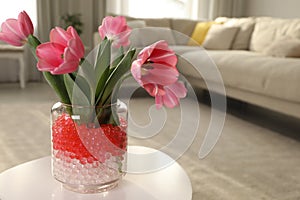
[
  {"x1": 126, "y1": 0, "x2": 189, "y2": 19},
  {"x1": 107, "y1": 0, "x2": 192, "y2": 18},
  {"x1": 0, "y1": 0, "x2": 37, "y2": 28}
]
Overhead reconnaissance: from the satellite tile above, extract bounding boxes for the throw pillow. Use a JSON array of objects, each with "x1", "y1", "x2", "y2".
[
  {"x1": 202, "y1": 24, "x2": 240, "y2": 50},
  {"x1": 224, "y1": 18, "x2": 255, "y2": 50},
  {"x1": 263, "y1": 37, "x2": 300, "y2": 58},
  {"x1": 187, "y1": 21, "x2": 216, "y2": 46}
]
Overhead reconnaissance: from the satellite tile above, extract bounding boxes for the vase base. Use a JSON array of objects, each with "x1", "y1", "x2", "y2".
[{"x1": 62, "y1": 179, "x2": 120, "y2": 194}]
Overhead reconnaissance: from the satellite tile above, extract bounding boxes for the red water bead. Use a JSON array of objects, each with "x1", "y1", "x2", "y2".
[
  {"x1": 76, "y1": 123, "x2": 127, "y2": 161},
  {"x1": 102, "y1": 124, "x2": 127, "y2": 150},
  {"x1": 52, "y1": 114, "x2": 127, "y2": 164},
  {"x1": 52, "y1": 114, "x2": 97, "y2": 163}
]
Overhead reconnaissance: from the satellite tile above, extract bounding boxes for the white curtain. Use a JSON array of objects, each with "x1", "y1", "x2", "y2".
[
  {"x1": 107, "y1": 0, "x2": 191, "y2": 19},
  {"x1": 106, "y1": 0, "x2": 244, "y2": 20},
  {"x1": 208, "y1": 0, "x2": 245, "y2": 20},
  {"x1": 185, "y1": 0, "x2": 245, "y2": 20}
]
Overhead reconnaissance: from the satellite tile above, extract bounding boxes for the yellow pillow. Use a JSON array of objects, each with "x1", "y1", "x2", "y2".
[{"x1": 188, "y1": 21, "x2": 217, "y2": 46}]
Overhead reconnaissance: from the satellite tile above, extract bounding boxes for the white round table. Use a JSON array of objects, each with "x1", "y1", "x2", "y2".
[{"x1": 0, "y1": 146, "x2": 192, "y2": 200}]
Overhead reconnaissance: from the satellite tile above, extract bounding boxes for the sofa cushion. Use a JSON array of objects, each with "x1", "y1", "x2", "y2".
[
  {"x1": 143, "y1": 18, "x2": 171, "y2": 28},
  {"x1": 129, "y1": 27, "x2": 176, "y2": 47},
  {"x1": 170, "y1": 45, "x2": 204, "y2": 55},
  {"x1": 290, "y1": 28, "x2": 300, "y2": 39},
  {"x1": 218, "y1": 17, "x2": 255, "y2": 50},
  {"x1": 250, "y1": 17, "x2": 300, "y2": 52},
  {"x1": 181, "y1": 50, "x2": 300, "y2": 103},
  {"x1": 202, "y1": 25, "x2": 239, "y2": 50},
  {"x1": 122, "y1": 15, "x2": 171, "y2": 28},
  {"x1": 170, "y1": 19, "x2": 199, "y2": 45},
  {"x1": 263, "y1": 37, "x2": 300, "y2": 58},
  {"x1": 127, "y1": 20, "x2": 146, "y2": 29},
  {"x1": 188, "y1": 21, "x2": 216, "y2": 46}
]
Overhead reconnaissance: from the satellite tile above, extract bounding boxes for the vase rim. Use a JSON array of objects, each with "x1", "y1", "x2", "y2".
[{"x1": 54, "y1": 101, "x2": 120, "y2": 109}]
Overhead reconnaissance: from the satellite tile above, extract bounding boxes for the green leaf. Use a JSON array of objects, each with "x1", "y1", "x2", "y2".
[
  {"x1": 64, "y1": 74, "x2": 95, "y2": 123},
  {"x1": 110, "y1": 53, "x2": 124, "y2": 69},
  {"x1": 63, "y1": 73, "x2": 90, "y2": 106},
  {"x1": 75, "y1": 74, "x2": 92, "y2": 104},
  {"x1": 95, "y1": 39, "x2": 111, "y2": 85},
  {"x1": 93, "y1": 39, "x2": 113, "y2": 103},
  {"x1": 78, "y1": 59, "x2": 97, "y2": 104},
  {"x1": 27, "y1": 35, "x2": 41, "y2": 61},
  {"x1": 95, "y1": 66, "x2": 110, "y2": 99},
  {"x1": 95, "y1": 53, "x2": 124, "y2": 99},
  {"x1": 97, "y1": 48, "x2": 136, "y2": 106},
  {"x1": 80, "y1": 59, "x2": 96, "y2": 86},
  {"x1": 27, "y1": 35, "x2": 41, "y2": 49},
  {"x1": 43, "y1": 72, "x2": 71, "y2": 104}
]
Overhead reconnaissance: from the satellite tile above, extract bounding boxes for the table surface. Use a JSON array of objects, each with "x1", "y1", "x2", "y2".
[{"x1": 0, "y1": 146, "x2": 192, "y2": 200}]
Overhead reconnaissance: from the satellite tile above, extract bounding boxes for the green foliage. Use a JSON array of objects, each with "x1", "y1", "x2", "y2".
[
  {"x1": 62, "y1": 37, "x2": 135, "y2": 124},
  {"x1": 27, "y1": 33, "x2": 135, "y2": 125}
]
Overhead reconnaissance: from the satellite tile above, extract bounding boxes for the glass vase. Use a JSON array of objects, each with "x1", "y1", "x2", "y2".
[{"x1": 50, "y1": 101, "x2": 127, "y2": 193}]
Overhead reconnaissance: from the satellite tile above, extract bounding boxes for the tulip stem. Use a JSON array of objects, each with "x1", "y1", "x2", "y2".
[{"x1": 27, "y1": 34, "x2": 71, "y2": 105}]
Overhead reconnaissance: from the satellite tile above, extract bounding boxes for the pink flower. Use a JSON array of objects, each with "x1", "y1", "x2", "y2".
[
  {"x1": 98, "y1": 16, "x2": 131, "y2": 48},
  {"x1": 155, "y1": 81, "x2": 187, "y2": 109},
  {"x1": 131, "y1": 40, "x2": 187, "y2": 108},
  {"x1": 36, "y1": 26, "x2": 84, "y2": 75},
  {"x1": 0, "y1": 11, "x2": 33, "y2": 46}
]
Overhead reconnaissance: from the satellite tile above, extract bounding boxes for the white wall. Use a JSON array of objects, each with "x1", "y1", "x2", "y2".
[{"x1": 245, "y1": 0, "x2": 300, "y2": 18}]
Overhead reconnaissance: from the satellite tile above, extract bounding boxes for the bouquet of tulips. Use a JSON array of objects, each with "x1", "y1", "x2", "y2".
[{"x1": 0, "y1": 11, "x2": 187, "y2": 124}]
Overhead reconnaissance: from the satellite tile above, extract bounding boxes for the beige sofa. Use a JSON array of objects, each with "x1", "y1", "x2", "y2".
[{"x1": 94, "y1": 16, "x2": 300, "y2": 119}]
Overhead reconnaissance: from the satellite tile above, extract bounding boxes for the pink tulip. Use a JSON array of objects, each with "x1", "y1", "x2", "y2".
[
  {"x1": 0, "y1": 11, "x2": 33, "y2": 46},
  {"x1": 36, "y1": 26, "x2": 84, "y2": 75},
  {"x1": 155, "y1": 81, "x2": 187, "y2": 109},
  {"x1": 131, "y1": 40, "x2": 187, "y2": 108},
  {"x1": 98, "y1": 16, "x2": 131, "y2": 48}
]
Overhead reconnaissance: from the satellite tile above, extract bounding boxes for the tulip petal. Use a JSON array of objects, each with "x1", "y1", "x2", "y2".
[
  {"x1": 144, "y1": 84, "x2": 166, "y2": 96},
  {"x1": 155, "y1": 95, "x2": 163, "y2": 109},
  {"x1": 0, "y1": 32, "x2": 23, "y2": 46},
  {"x1": 18, "y1": 11, "x2": 33, "y2": 37},
  {"x1": 141, "y1": 63, "x2": 179, "y2": 85},
  {"x1": 131, "y1": 60, "x2": 143, "y2": 85},
  {"x1": 98, "y1": 16, "x2": 131, "y2": 47},
  {"x1": 68, "y1": 38, "x2": 84, "y2": 59},
  {"x1": 162, "y1": 89, "x2": 179, "y2": 108},
  {"x1": 52, "y1": 61, "x2": 79, "y2": 75},
  {"x1": 148, "y1": 41, "x2": 177, "y2": 67},
  {"x1": 64, "y1": 47, "x2": 77, "y2": 61},
  {"x1": 36, "y1": 42, "x2": 65, "y2": 73},
  {"x1": 0, "y1": 11, "x2": 33, "y2": 46},
  {"x1": 137, "y1": 44, "x2": 156, "y2": 63},
  {"x1": 131, "y1": 40, "x2": 187, "y2": 108},
  {"x1": 167, "y1": 81, "x2": 187, "y2": 98},
  {"x1": 0, "y1": 19, "x2": 24, "y2": 42},
  {"x1": 112, "y1": 30, "x2": 131, "y2": 48},
  {"x1": 37, "y1": 59, "x2": 56, "y2": 71},
  {"x1": 36, "y1": 42, "x2": 64, "y2": 64},
  {"x1": 50, "y1": 27, "x2": 72, "y2": 46},
  {"x1": 36, "y1": 26, "x2": 84, "y2": 74},
  {"x1": 157, "y1": 81, "x2": 187, "y2": 108},
  {"x1": 150, "y1": 50, "x2": 178, "y2": 67}
]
